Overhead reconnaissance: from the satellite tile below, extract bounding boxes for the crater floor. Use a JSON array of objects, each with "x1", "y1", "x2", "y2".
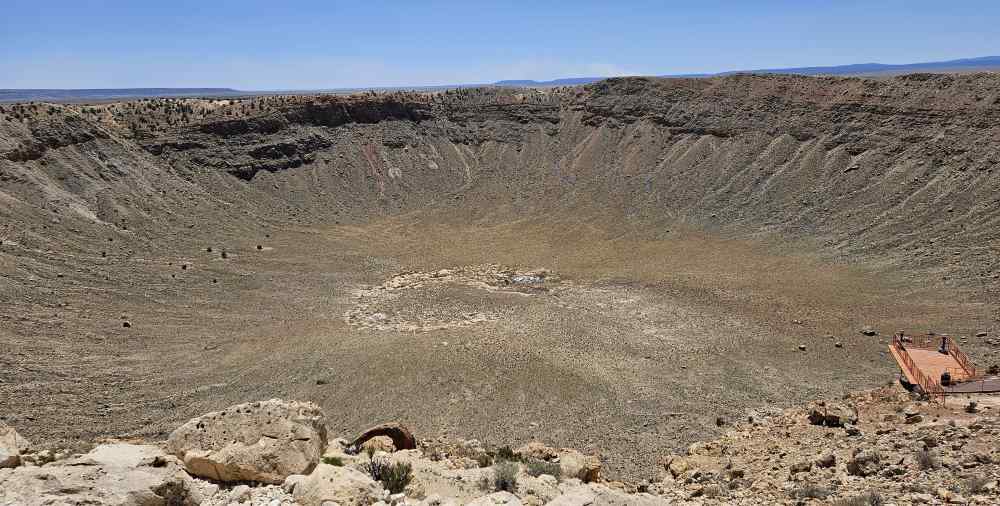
[{"x1": 2, "y1": 212, "x2": 990, "y2": 480}]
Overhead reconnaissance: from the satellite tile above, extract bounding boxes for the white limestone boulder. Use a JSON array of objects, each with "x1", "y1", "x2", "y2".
[{"x1": 167, "y1": 399, "x2": 327, "y2": 484}]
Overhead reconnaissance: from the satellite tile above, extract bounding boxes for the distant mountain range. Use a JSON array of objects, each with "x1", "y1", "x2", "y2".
[
  {"x1": 722, "y1": 55, "x2": 1000, "y2": 76},
  {"x1": 493, "y1": 77, "x2": 621, "y2": 87},
  {"x1": 3, "y1": 56, "x2": 999, "y2": 102},
  {"x1": 495, "y1": 55, "x2": 1000, "y2": 86}
]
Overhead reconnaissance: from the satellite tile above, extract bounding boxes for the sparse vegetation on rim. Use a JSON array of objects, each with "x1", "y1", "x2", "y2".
[
  {"x1": 321, "y1": 455, "x2": 343, "y2": 466},
  {"x1": 378, "y1": 460, "x2": 413, "y2": 494},
  {"x1": 360, "y1": 452, "x2": 413, "y2": 494},
  {"x1": 490, "y1": 460, "x2": 519, "y2": 492},
  {"x1": 525, "y1": 458, "x2": 562, "y2": 478}
]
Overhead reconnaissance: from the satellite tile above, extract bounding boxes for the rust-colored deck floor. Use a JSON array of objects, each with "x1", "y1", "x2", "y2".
[
  {"x1": 890, "y1": 345, "x2": 1000, "y2": 394},
  {"x1": 904, "y1": 348, "x2": 971, "y2": 383}
]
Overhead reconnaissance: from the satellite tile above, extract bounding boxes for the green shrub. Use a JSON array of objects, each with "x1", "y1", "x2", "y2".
[
  {"x1": 493, "y1": 460, "x2": 519, "y2": 492},
  {"x1": 361, "y1": 453, "x2": 388, "y2": 481},
  {"x1": 381, "y1": 461, "x2": 413, "y2": 494},
  {"x1": 525, "y1": 459, "x2": 561, "y2": 478},
  {"x1": 361, "y1": 454, "x2": 413, "y2": 494},
  {"x1": 322, "y1": 456, "x2": 343, "y2": 466},
  {"x1": 495, "y1": 446, "x2": 519, "y2": 462},
  {"x1": 477, "y1": 453, "x2": 494, "y2": 468}
]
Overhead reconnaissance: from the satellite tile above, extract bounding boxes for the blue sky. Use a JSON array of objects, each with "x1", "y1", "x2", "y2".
[{"x1": 2, "y1": 0, "x2": 998, "y2": 89}]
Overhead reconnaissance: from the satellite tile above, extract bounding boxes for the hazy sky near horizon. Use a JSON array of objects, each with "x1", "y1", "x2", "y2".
[{"x1": 2, "y1": 0, "x2": 999, "y2": 89}]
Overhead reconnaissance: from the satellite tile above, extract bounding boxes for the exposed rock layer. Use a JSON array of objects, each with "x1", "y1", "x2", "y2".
[{"x1": 2, "y1": 74, "x2": 1000, "y2": 288}]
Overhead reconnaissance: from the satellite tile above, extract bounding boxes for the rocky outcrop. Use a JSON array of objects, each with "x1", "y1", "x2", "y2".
[
  {"x1": 846, "y1": 448, "x2": 884, "y2": 477},
  {"x1": 557, "y1": 450, "x2": 602, "y2": 483},
  {"x1": 198, "y1": 116, "x2": 287, "y2": 137},
  {"x1": 283, "y1": 97, "x2": 432, "y2": 127},
  {"x1": 290, "y1": 463, "x2": 384, "y2": 506},
  {"x1": 662, "y1": 455, "x2": 689, "y2": 478},
  {"x1": 3, "y1": 115, "x2": 102, "y2": 161},
  {"x1": 167, "y1": 399, "x2": 327, "y2": 484},
  {"x1": 807, "y1": 400, "x2": 858, "y2": 427},
  {"x1": 516, "y1": 442, "x2": 601, "y2": 483},
  {"x1": 0, "y1": 443, "x2": 194, "y2": 505},
  {"x1": 248, "y1": 136, "x2": 331, "y2": 160},
  {"x1": 4, "y1": 389, "x2": 999, "y2": 505},
  {"x1": 645, "y1": 387, "x2": 1000, "y2": 504},
  {"x1": 0, "y1": 426, "x2": 29, "y2": 468}
]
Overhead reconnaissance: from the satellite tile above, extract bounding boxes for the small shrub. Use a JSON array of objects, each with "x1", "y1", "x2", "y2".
[
  {"x1": 495, "y1": 446, "x2": 519, "y2": 462},
  {"x1": 493, "y1": 460, "x2": 519, "y2": 492},
  {"x1": 790, "y1": 485, "x2": 832, "y2": 499},
  {"x1": 525, "y1": 459, "x2": 561, "y2": 478},
  {"x1": 834, "y1": 490, "x2": 884, "y2": 506},
  {"x1": 322, "y1": 456, "x2": 343, "y2": 466},
  {"x1": 381, "y1": 461, "x2": 413, "y2": 494},
  {"x1": 915, "y1": 449, "x2": 937, "y2": 470},
  {"x1": 361, "y1": 453, "x2": 388, "y2": 481},
  {"x1": 476, "y1": 453, "x2": 494, "y2": 468},
  {"x1": 360, "y1": 454, "x2": 413, "y2": 494}
]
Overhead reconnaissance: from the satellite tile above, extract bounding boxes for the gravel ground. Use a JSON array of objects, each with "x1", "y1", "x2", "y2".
[{"x1": 2, "y1": 217, "x2": 991, "y2": 480}]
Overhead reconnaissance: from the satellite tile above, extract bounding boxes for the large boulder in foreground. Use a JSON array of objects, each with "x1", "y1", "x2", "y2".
[
  {"x1": 559, "y1": 450, "x2": 601, "y2": 483},
  {"x1": 291, "y1": 463, "x2": 384, "y2": 505},
  {"x1": 0, "y1": 426, "x2": 30, "y2": 468},
  {"x1": 516, "y1": 442, "x2": 601, "y2": 482},
  {"x1": 0, "y1": 443, "x2": 194, "y2": 505},
  {"x1": 807, "y1": 401, "x2": 858, "y2": 428},
  {"x1": 167, "y1": 399, "x2": 327, "y2": 484}
]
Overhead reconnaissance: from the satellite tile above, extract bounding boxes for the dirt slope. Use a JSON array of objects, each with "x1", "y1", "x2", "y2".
[{"x1": 1, "y1": 73, "x2": 999, "y2": 480}]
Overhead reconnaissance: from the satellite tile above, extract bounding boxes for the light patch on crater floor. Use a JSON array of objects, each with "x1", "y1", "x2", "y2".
[{"x1": 344, "y1": 264, "x2": 557, "y2": 332}]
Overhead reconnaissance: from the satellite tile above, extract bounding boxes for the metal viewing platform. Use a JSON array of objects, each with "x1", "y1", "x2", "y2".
[{"x1": 888, "y1": 332, "x2": 1000, "y2": 402}]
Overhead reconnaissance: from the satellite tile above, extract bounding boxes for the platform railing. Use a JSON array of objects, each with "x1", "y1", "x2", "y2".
[
  {"x1": 891, "y1": 334, "x2": 945, "y2": 402},
  {"x1": 894, "y1": 333, "x2": 979, "y2": 378},
  {"x1": 947, "y1": 341, "x2": 978, "y2": 378}
]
